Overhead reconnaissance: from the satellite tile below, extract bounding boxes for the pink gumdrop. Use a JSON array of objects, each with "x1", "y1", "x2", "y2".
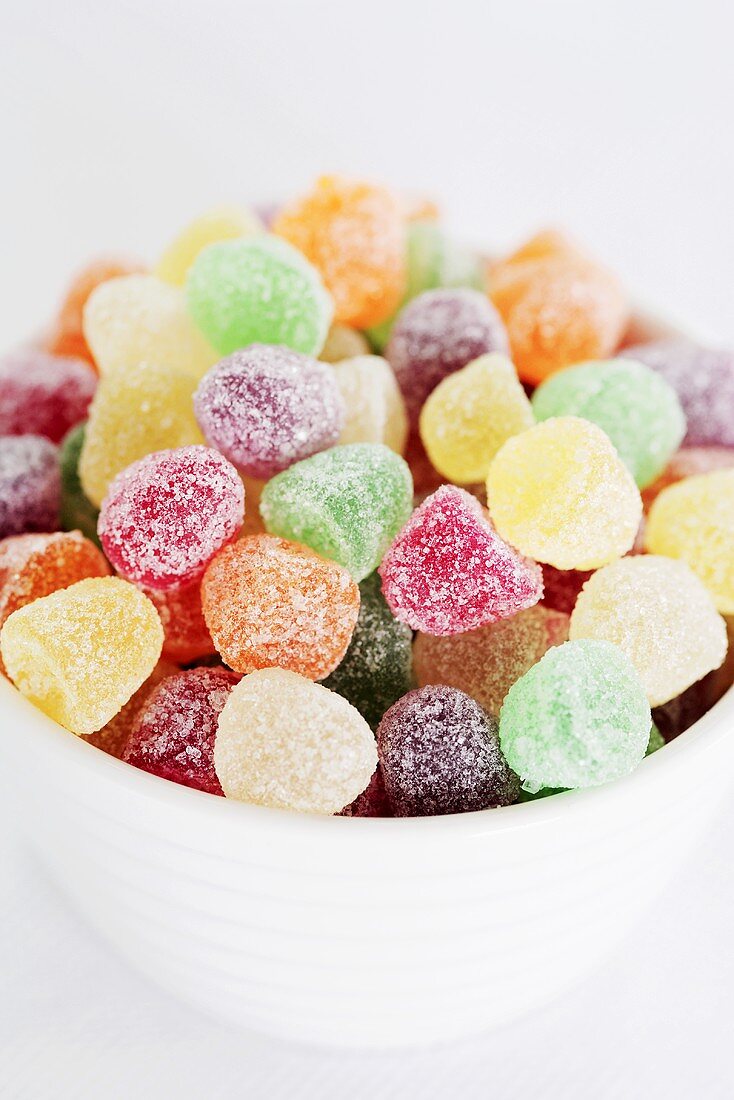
[
  {"x1": 378, "y1": 484, "x2": 542, "y2": 635},
  {"x1": 0, "y1": 349, "x2": 96, "y2": 443},
  {"x1": 386, "y1": 289, "x2": 508, "y2": 425},
  {"x1": 193, "y1": 344, "x2": 345, "y2": 479},
  {"x1": 123, "y1": 667, "x2": 240, "y2": 794},
  {"x1": 0, "y1": 435, "x2": 61, "y2": 538},
  {"x1": 99, "y1": 445, "x2": 245, "y2": 591}
]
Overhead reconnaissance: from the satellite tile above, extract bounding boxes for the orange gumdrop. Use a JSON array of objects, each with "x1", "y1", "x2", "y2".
[
  {"x1": 0, "y1": 531, "x2": 110, "y2": 672},
  {"x1": 274, "y1": 176, "x2": 406, "y2": 329},
  {"x1": 489, "y1": 250, "x2": 629, "y2": 387},
  {"x1": 201, "y1": 534, "x2": 360, "y2": 680},
  {"x1": 143, "y1": 582, "x2": 216, "y2": 665},
  {"x1": 500, "y1": 229, "x2": 580, "y2": 267},
  {"x1": 46, "y1": 256, "x2": 146, "y2": 367}
]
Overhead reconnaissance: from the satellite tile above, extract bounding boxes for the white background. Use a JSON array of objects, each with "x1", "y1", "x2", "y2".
[{"x1": 2, "y1": 1, "x2": 734, "y2": 1096}]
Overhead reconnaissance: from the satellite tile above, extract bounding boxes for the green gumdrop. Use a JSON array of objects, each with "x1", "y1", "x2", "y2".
[
  {"x1": 322, "y1": 572, "x2": 414, "y2": 728},
  {"x1": 260, "y1": 443, "x2": 413, "y2": 582},
  {"x1": 59, "y1": 423, "x2": 101, "y2": 547},
  {"x1": 646, "y1": 722, "x2": 665, "y2": 756},
  {"x1": 186, "y1": 234, "x2": 332, "y2": 356},
  {"x1": 366, "y1": 221, "x2": 485, "y2": 352},
  {"x1": 531, "y1": 358, "x2": 686, "y2": 489},
  {"x1": 499, "y1": 638, "x2": 651, "y2": 791}
]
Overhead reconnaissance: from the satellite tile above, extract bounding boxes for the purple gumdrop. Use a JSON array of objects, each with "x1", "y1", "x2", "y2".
[
  {"x1": 624, "y1": 340, "x2": 734, "y2": 447},
  {"x1": 0, "y1": 434, "x2": 61, "y2": 538},
  {"x1": 124, "y1": 667, "x2": 241, "y2": 794},
  {"x1": 194, "y1": 344, "x2": 345, "y2": 478},
  {"x1": 377, "y1": 685, "x2": 520, "y2": 816},
  {"x1": 386, "y1": 288, "x2": 508, "y2": 424}
]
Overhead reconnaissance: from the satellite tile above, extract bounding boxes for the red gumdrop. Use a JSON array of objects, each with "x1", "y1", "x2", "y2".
[
  {"x1": 123, "y1": 667, "x2": 240, "y2": 794},
  {"x1": 540, "y1": 563, "x2": 594, "y2": 615},
  {"x1": 378, "y1": 484, "x2": 542, "y2": 635},
  {"x1": 143, "y1": 582, "x2": 216, "y2": 665},
  {"x1": 0, "y1": 349, "x2": 96, "y2": 443},
  {"x1": 339, "y1": 767, "x2": 393, "y2": 817},
  {"x1": 98, "y1": 445, "x2": 245, "y2": 591}
]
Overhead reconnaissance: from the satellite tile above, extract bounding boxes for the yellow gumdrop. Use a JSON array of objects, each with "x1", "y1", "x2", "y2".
[
  {"x1": 83, "y1": 274, "x2": 218, "y2": 379},
  {"x1": 1, "y1": 577, "x2": 163, "y2": 736},
  {"x1": 332, "y1": 355, "x2": 408, "y2": 454},
  {"x1": 319, "y1": 323, "x2": 370, "y2": 364},
  {"x1": 487, "y1": 416, "x2": 642, "y2": 570},
  {"x1": 79, "y1": 362, "x2": 204, "y2": 507},
  {"x1": 154, "y1": 205, "x2": 263, "y2": 286},
  {"x1": 645, "y1": 470, "x2": 734, "y2": 614},
  {"x1": 419, "y1": 353, "x2": 535, "y2": 483},
  {"x1": 569, "y1": 555, "x2": 727, "y2": 705},
  {"x1": 214, "y1": 668, "x2": 378, "y2": 814}
]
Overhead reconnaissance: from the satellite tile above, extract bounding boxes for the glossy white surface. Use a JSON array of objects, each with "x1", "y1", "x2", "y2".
[{"x1": 1, "y1": 674, "x2": 733, "y2": 1047}]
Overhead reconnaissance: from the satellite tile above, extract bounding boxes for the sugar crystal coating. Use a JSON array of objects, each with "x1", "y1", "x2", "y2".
[
  {"x1": 499, "y1": 638, "x2": 651, "y2": 791},
  {"x1": 260, "y1": 442, "x2": 413, "y2": 582},
  {"x1": 79, "y1": 362, "x2": 204, "y2": 507},
  {"x1": 46, "y1": 256, "x2": 146, "y2": 365},
  {"x1": 487, "y1": 417, "x2": 642, "y2": 570},
  {"x1": 379, "y1": 485, "x2": 543, "y2": 635},
  {"x1": 332, "y1": 355, "x2": 408, "y2": 454},
  {"x1": 414, "y1": 604, "x2": 569, "y2": 714},
  {"x1": 386, "y1": 288, "x2": 509, "y2": 425},
  {"x1": 0, "y1": 350, "x2": 97, "y2": 443},
  {"x1": 201, "y1": 534, "x2": 360, "y2": 679},
  {"x1": 194, "y1": 345, "x2": 344, "y2": 478},
  {"x1": 377, "y1": 685, "x2": 520, "y2": 816},
  {"x1": 322, "y1": 571, "x2": 413, "y2": 729},
  {"x1": 124, "y1": 667, "x2": 240, "y2": 794},
  {"x1": 274, "y1": 175, "x2": 405, "y2": 328},
  {"x1": 83, "y1": 274, "x2": 218, "y2": 379},
  {"x1": 0, "y1": 435, "x2": 60, "y2": 538},
  {"x1": 214, "y1": 668, "x2": 377, "y2": 813},
  {"x1": 644, "y1": 470, "x2": 734, "y2": 613},
  {"x1": 154, "y1": 205, "x2": 263, "y2": 286},
  {"x1": 570, "y1": 555, "x2": 727, "y2": 705},
  {"x1": 319, "y1": 324, "x2": 370, "y2": 363},
  {"x1": 531, "y1": 358, "x2": 685, "y2": 488},
  {"x1": 99, "y1": 446, "x2": 244, "y2": 590},
  {"x1": 642, "y1": 447, "x2": 734, "y2": 510},
  {"x1": 419, "y1": 353, "x2": 535, "y2": 484},
  {"x1": 59, "y1": 423, "x2": 100, "y2": 545},
  {"x1": 0, "y1": 576, "x2": 163, "y2": 736},
  {"x1": 186, "y1": 235, "x2": 332, "y2": 357},
  {"x1": 623, "y1": 340, "x2": 734, "y2": 448},
  {"x1": 489, "y1": 253, "x2": 629, "y2": 386},
  {"x1": 143, "y1": 582, "x2": 215, "y2": 665}
]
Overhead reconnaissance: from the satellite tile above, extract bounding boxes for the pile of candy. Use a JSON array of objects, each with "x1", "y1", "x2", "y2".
[{"x1": 1, "y1": 176, "x2": 733, "y2": 817}]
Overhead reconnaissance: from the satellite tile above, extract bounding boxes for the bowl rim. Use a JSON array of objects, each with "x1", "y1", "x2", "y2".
[{"x1": 2, "y1": 670, "x2": 732, "y2": 840}]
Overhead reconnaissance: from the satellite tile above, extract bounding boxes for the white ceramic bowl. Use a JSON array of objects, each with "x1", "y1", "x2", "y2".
[{"x1": 2, "y1": 672, "x2": 733, "y2": 1048}]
